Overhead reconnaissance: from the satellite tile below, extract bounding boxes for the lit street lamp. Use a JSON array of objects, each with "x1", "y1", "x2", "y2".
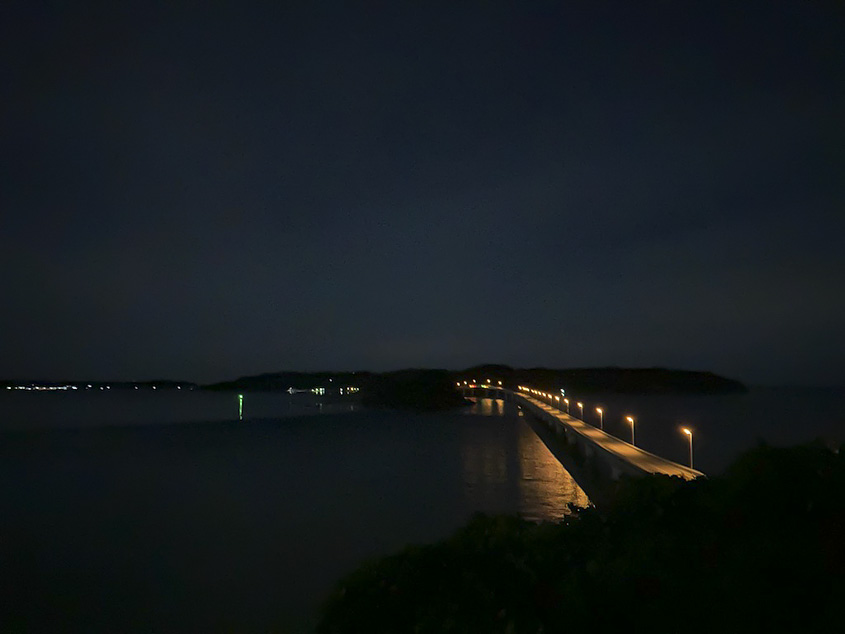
[
  {"x1": 577, "y1": 402, "x2": 583, "y2": 419},
  {"x1": 563, "y1": 398, "x2": 569, "y2": 413},
  {"x1": 626, "y1": 416, "x2": 635, "y2": 446},
  {"x1": 682, "y1": 427, "x2": 694, "y2": 469},
  {"x1": 596, "y1": 407, "x2": 603, "y2": 429}
]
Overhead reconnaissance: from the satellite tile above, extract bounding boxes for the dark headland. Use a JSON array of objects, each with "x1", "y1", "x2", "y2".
[
  {"x1": 202, "y1": 365, "x2": 747, "y2": 411},
  {"x1": 454, "y1": 364, "x2": 748, "y2": 395}
]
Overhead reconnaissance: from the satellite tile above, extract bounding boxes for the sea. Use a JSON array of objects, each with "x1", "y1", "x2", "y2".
[{"x1": 1, "y1": 387, "x2": 843, "y2": 632}]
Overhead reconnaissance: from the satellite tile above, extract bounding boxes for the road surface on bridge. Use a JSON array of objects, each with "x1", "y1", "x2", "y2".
[{"x1": 516, "y1": 393, "x2": 703, "y2": 480}]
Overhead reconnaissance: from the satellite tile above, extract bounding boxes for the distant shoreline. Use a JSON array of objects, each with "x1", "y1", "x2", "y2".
[{"x1": 2, "y1": 366, "x2": 747, "y2": 400}]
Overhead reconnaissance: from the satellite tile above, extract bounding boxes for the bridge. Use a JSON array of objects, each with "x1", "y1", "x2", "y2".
[{"x1": 460, "y1": 382, "x2": 703, "y2": 506}]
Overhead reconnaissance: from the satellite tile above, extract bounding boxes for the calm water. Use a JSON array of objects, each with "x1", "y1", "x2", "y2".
[
  {"x1": 3, "y1": 387, "x2": 844, "y2": 632},
  {"x1": 0, "y1": 394, "x2": 586, "y2": 633}
]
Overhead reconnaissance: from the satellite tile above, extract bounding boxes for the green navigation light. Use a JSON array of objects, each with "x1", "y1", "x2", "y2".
[{"x1": 238, "y1": 394, "x2": 244, "y2": 420}]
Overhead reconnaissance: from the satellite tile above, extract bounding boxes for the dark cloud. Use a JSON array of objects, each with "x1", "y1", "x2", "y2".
[{"x1": 2, "y1": 2, "x2": 844, "y2": 384}]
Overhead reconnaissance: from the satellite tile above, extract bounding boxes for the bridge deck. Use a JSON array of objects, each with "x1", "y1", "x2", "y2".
[{"x1": 516, "y1": 393, "x2": 703, "y2": 480}]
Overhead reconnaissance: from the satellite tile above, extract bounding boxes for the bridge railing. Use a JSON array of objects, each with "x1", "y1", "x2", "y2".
[{"x1": 458, "y1": 381, "x2": 703, "y2": 479}]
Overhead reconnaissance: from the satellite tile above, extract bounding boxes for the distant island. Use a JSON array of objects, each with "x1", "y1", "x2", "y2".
[
  {"x1": 203, "y1": 371, "x2": 370, "y2": 392},
  {"x1": 200, "y1": 365, "x2": 745, "y2": 395},
  {"x1": 455, "y1": 364, "x2": 748, "y2": 395},
  {"x1": 2, "y1": 365, "x2": 746, "y2": 410}
]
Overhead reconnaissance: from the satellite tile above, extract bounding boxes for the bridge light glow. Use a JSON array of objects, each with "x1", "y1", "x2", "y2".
[
  {"x1": 626, "y1": 416, "x2": 635, "y2": 446},
  {"x1": 577, "y1": 402, "x2": 583, "y2": 419},
  {"x1": 682, "y1": 427, "x2": 694, "y2": 469},
  {"x1": 596, "y1": 407, "x2": 603, "y2": 429}
]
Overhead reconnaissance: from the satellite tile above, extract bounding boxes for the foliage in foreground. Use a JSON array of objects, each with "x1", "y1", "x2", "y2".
[{"x1": 318, "y1": 442, "x2": 845, "y2": 633}]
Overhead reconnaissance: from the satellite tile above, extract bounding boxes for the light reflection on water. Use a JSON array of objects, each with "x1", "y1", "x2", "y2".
[
  {"x1": 462, "y1": 398, "x2": 589, "y2": 521},
  {"x1": 517, "y1": 418, "x2": 591, "y2": 519},
  {"x1": 1, "y1": 393, "x2": 590, "y2": 630},
  {"x1": 0, "y1": 390, "x2": 360, "y2": 431}
]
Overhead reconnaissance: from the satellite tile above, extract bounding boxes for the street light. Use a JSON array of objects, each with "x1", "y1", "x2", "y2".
[
  {"x1": 682, "y1": 427, "x2": 694, "y2": 469},
  {"x1": 596, "y1": 407, "x2": 603, "y2": 430},
  {"x1": 626, "y1": 416, "x2": 635, "y2": 446},
  {"x1": 563, "y1": 398, "x2": 569, "y2": 413},
  {"x1": 577, "y1": 402, "x2": 583, "y2": 419}
]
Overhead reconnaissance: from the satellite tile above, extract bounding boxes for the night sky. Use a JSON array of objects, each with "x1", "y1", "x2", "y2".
[{"x1": 2, "y1": 2, "x2": 844, "y2": 386}]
